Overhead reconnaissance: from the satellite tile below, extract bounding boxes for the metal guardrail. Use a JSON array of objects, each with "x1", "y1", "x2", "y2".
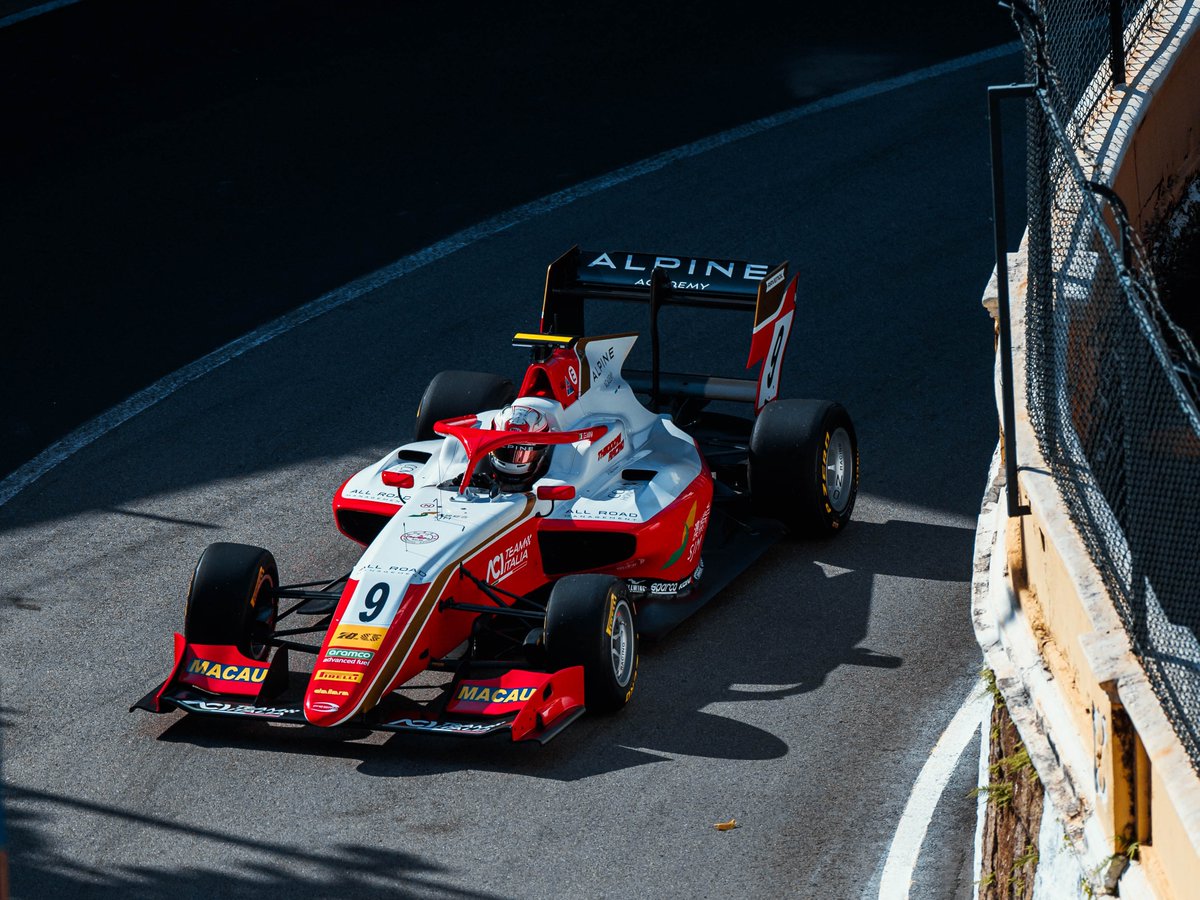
[{"x1": 995, "y1": 0, "x2": 1200, "y2": 772}]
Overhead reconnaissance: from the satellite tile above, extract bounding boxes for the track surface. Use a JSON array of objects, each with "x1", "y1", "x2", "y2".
[
  {"x1": 0, "y1": 0, "x2": 1014, "y2": 482},
  {"x1": 0, "y1": 45, "x2": 1022, "y2": 896}
]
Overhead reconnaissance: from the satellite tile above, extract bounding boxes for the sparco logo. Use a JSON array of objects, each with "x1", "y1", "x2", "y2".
[
  {"x1": 487, "y1": 533, "x2": 532, "y2": 583},
  {"x1": 400, "y1": 530, "x2": 439, "y2": 544}
]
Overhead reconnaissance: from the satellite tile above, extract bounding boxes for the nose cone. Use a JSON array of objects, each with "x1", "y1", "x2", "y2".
[
  {"x1": 302, "y1": 574, "x2": 432, "y2": 727},
  {"x1": 303, "y1": 644, "x2": 379, "y2": 726},
  {"x1": 304, "y1": 683, "x2": 358, "y2": 726}
]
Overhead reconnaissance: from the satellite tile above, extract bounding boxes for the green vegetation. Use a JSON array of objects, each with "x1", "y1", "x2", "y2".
[
  {"x1": 971, "y1": 780, "x2": 1016, "y2": 808},
  {"x1": 974, "y1": 669, "x2": 1045, "y2": 897}
]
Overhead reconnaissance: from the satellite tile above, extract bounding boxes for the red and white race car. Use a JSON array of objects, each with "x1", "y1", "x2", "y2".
[{"x1": 134, "y1": 247, "x2": 858, "y2": 742}]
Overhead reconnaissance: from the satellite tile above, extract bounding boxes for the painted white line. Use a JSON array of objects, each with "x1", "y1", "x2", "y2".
[
  {"x1": 0, "y1": 40, "x2": 1020, "y2": 511},
  {"x1": 0, "y1": 0, "x2": 81, "y2": 29},
  {"x1": 879, "y1": 680, "x2": 992, "y2": 900}
]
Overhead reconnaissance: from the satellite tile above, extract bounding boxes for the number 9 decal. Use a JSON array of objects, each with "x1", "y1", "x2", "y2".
[{"x1": 359, "y1": 582, "x2": 389, "y2": 622}]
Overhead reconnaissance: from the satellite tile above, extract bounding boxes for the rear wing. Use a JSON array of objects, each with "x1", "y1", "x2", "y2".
[{"x1": 540, "y1": 247, "x2": 797, "y2": 413}]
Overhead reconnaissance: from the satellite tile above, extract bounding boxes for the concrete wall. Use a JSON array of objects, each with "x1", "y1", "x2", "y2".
[
  {"x1": 977, "y1": 5, "x2": 1200, "y2": 896},
  {"x1": 1108, "y1": 9, "x2": 1200, "y2": 232}
]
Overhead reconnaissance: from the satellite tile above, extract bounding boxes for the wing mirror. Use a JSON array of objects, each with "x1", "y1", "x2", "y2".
[
  {"x1": 381, "y1": 471, "x2": 415, "y2": 489},
  {"x1": 536, "y1": 485, "x2": 575, "y2": 501}
]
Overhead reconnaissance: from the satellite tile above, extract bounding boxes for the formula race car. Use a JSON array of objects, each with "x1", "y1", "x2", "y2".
[{"x1": 134, "y1": 247, "x2": 858, "y2": 742}]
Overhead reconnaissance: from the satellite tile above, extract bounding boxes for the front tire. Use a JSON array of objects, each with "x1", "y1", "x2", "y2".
[
  {"x1": 414, "y1": 370, "x2": 517, "y2": 441},
  {"x1": 544, "y1": 575, "x2": 637, "y2": 713},
  {"x1": 749, "y1": 399, "x2": 858, "y2": 537},
  {"x1": 184, "y1": 542, "x2": 279, "y2": 660}
]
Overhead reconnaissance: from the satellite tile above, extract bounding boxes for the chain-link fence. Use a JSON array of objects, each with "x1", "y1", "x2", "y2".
[{"x1": 1016, "y1": 0, "x2": 1200, "y2": 771}]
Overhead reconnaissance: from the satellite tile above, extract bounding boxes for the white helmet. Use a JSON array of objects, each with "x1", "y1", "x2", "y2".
[{"x1": 490, "y1": 405, "x2": 552, "y2": 481}]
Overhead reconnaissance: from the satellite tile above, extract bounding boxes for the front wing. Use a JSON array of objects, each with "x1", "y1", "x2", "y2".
[{"x1": 132, "y1": 634, "x2": 586, "y2": 744}]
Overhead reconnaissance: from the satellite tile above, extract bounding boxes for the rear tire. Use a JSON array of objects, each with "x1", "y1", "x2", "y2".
[
  {"x1": 184, "y1": 542, "x2": 279, "y2": 660},
  {"x1": 749, "y1": 399, "x2": 858, "y2": 537},
  {"x1": 414, "y1": 370, "x2": 517, "y2": 441},
  {"x1": 544, "y1": 575, "x2": 637, "y2": 713}
]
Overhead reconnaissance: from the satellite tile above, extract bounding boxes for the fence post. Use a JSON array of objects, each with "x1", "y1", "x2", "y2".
[
  {"x1": 989, "y1": 83, "x2": 1036, "y2": 518},
  {"x1": 1109, "y1": 0, "x2": 1127, "y2": 86}
]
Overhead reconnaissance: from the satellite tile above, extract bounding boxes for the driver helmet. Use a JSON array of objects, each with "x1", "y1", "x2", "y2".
[{"x1": 490, "y1": 404, "x2": 552, "y2": 481}]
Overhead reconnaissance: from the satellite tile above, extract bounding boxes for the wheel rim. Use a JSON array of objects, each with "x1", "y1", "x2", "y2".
[
  {"x1": 825, "y1": 427, "x2": 854, "y2": 514},
  {"x1": 609, "y1": 598, "x2": 635, "y2": 687}
]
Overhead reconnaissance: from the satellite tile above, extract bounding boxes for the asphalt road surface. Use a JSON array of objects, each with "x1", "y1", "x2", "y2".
[
  {"x1": 0, "y1": 0, "x2": 1015, "y2": 482},
  {"x1": 0, "y1": 40, "x2": 1024, "y2": 897}
]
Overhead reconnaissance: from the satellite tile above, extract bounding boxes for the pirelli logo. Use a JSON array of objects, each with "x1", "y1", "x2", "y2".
[{"x1": 315, "y1": 669, "x2": 362, "y2": 683}]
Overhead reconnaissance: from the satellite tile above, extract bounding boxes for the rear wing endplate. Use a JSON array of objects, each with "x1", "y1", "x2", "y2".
[{"x1": 540, "y1": 247, "x2": 797, "y2": 412}]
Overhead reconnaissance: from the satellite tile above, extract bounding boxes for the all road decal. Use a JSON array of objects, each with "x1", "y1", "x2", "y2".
[
  {"x1": 186, "y1": 658, "x2": 268, "y2": 684},
  {"x1": 329, "y1": 625, "x2": 386, "y2": 649},
  {"x1": 567, "y1": 506, "x2": 639, "y2": 521}
]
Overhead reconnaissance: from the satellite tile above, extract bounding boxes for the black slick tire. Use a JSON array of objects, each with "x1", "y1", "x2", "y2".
[
  {"x1": 544, "y1": 575, "x2": 637, "y2": 713},
  {"x1": 184, "y1": 542, "x2": 279, "y2": 660},
  {"x1": 749, "y1": 399, "x2": 859, "y2": 537},
  {"x1": 414, "y1": 370, "x2": 517, "y2": 441}
]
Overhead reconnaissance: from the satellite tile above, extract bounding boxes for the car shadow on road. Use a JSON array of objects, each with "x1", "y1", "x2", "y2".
[
  {"x1": 150, "y1": 556, "x2": 870, "y2": 778},
  {"x1": 147, "y1": 516, "x2": 972, "y2": 780},
  {"x1": 809, "y1": 518, "x2": 978, "y2": 582},
  {"x1": 617, "y1": 516, "x2": 974, "y2": 761},
  {"x1": 4, "y1": 783, "x2": 506, "y2": 900}
]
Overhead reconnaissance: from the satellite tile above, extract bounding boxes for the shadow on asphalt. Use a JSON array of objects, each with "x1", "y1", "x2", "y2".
[
  {"x1": 130, "y1": 516, "x2": 969, "y2": 781},
  {"x1": 5, "y1": 784, "x2": 503, "y2": 899},
  {"x1": 0, "y1": 0, "x2": 1016, "y2": 482},
  {"x1": 809, "y1": 518, "x2": 977, "y2": 583}
]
